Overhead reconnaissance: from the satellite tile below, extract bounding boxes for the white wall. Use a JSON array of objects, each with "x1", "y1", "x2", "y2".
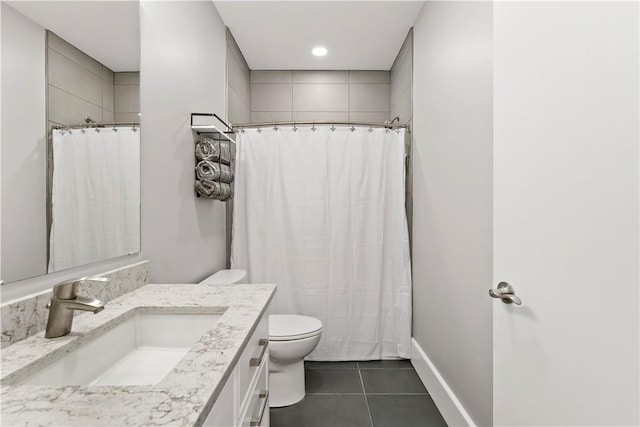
[
  {"x1": 1, "y1": 3, "x2": 47, "y2": 283},
  {"x1": 412, "y1": 2, "x2": 493, "y2": 426},
  {"x1": 139, "y1": 0, "x2": 228, "y2": 283}
]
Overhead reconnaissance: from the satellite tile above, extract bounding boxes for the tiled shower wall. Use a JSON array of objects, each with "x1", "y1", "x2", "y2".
[
  {"x1": 47, "y1": 31, "x2": 116, "y2": 128},
  {"x1": 227, "y1": 29, "x2": 251, "y2": 125},
  {"x1": 250, "y1": 70, "x2": 391, "y2": 123},
  {"x1": 114, "y1": 72, "x2": 140, "y2": 122},
  {"x1": 391, "y1": 30, "x2": 413, "y2": 246}
]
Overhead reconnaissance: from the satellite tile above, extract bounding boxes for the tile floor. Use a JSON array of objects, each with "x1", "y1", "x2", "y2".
[{"x1": 270, "y1": 360, "x2": 447, "y2": 427}]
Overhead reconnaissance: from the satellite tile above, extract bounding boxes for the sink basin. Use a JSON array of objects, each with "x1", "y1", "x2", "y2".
[{"x1": 19, "y1": 313, "x2": 222, "y2": 386}]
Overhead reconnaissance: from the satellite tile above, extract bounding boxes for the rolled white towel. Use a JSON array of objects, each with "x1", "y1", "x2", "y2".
[
  {"x1": 195, "y1": 138, "x2": 219, "y2": 161},
  {"x1": 195, "y1": 180, "x2": 233, "y2": 201},
  {"x1": 195, "y1": 138, "x2": 232, "y2": 165},
  {"x1": 195, "y1": 160, "x2": 233, "y2": 183}
]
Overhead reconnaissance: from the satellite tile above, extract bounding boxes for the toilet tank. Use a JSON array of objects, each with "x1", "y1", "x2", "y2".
[{"x1": 198, "y1": 269, "x2": 247, "y2": 285}]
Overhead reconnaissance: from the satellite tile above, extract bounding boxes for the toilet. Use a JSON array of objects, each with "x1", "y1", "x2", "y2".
[{"x1": 199, "y1": 269, "x2": 323, "y2": 408}]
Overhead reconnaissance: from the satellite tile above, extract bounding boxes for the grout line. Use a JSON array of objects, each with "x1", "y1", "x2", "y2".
[
  {"x1": 357, "y1": 363, "x2": 375, "y2": 427},
  {"x1": 306, "y1": 392, "x2": 365, "y2": 395},
  {"x1": 364, "y1": 393, "x2": 430, "y2": 396}
]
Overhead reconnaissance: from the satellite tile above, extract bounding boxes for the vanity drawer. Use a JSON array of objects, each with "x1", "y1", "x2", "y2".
[
  {"x1": 203, "y1": 368, "x2": 237, "y2": 427},
  {"x1": 237, "y1": 311, "x2": 269, "y2": 407},
  {"x1": 240, "y1": 359, "x2": 269, "y2": 427}
]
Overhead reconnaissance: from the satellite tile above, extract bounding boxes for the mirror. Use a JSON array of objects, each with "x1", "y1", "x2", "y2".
[{"x1": 1, "y1": 1, "x2": 141, "y2": 283}]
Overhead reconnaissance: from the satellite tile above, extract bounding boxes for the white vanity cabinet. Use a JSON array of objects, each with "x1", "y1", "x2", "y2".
[{"x1": 204, "y1": 310, "x2": 270, "y2": 427}]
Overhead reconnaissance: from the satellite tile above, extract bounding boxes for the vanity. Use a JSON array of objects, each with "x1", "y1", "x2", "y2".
[{"x1": 0, "y1": 283, "x2": 275, "y2": 426}]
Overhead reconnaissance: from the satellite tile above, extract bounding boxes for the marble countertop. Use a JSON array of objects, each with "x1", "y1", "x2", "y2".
[{"x1": 0, "y1": 283, "x2": 276, "y2": 426}]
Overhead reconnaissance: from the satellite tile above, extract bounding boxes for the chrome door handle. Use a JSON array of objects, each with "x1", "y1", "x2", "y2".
[{"x1": 489, "y1": 282, "x2": 521, "y2": 305}]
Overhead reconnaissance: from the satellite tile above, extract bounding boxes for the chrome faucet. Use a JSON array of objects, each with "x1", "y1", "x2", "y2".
[{"x1": 44, "y1": 277, "x2": 109, "y2": 338}]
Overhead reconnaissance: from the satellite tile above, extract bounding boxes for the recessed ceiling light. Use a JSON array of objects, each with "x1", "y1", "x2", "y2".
[{"x1": 312, "y1": 46, "x2": 328, "y2": 57}]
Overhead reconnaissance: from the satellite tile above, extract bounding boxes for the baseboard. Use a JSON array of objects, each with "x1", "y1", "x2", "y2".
[{"x1": 411, "y1": 338, "x2": 476, "y2": 427}]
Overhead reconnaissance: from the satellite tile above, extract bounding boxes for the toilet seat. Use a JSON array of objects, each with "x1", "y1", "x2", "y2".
[{"x1": 269, "y1": 314, "x2": 322, "y2": 341}]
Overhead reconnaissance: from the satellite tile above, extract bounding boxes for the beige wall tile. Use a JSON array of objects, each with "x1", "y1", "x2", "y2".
[
  {"x1": 250, "y1": 111, "x2": 292, "y2": 122},
  {"x1": 350, "y1": 84, "x2": 390, "y2": 112},
  {"x1": 349, "y1": 71, "x2": 391, "y2": 84},
  {"x1": 228, "y1": 86, "x2": 251, "y2": 124},
  {"x1": 102, "y1": 66, "x2": 114, "y2": 84},
  {"x1": 391, "y1": 44, "x2": 412, "y2": 106},
  {"x1": 103, "y1": 81, "x2": 114, "y2": 112},
  {"x1": 114, "y1": 85, "x2": 140, "y2": 113},
  {"x1": 48, "y1": 85, "x2": 102, "y2": 125},
  {"x1": 292, "y1": 111, "x2": 349, "y2": 121},
  {"x1": 251, "y1": 71, "x2": 292, "y2": 84},
  {"x1": 251, "y1": 83, "x2": 292, "y2": 111},
  {"x1": 103, "y1": 109, "x2": 114, "y2": 122},
  {"x1": 48, "y1": 49, "x2": 103, "y2": 106},
  {"x1": 348, "y1": 111, "x2": 391, "y2": 122},
  {"x1": 114, "y1": 112, "x2": 140, "y2": 122},
  {"x1": 293, "y1": 84, "x2": 348, "y2": 111},
  {"x1": 114, "y1": 72, "x2": 140, "y2": 85},
  {"x1": 391, "y1": 85, "x2": 412, "y2": 124},
  {"x1": 227, "y1": 47, "x2": 251, "y2": 105},
  {"x1": 293, "y1": 70, "x2": 349, "y2": 84}
]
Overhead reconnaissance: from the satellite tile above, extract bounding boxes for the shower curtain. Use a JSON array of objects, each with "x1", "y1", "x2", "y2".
[
  {"x1": 232, "y1": 126, "x2": 412, "y2": 360},
  {"x1": 49, "y1": 127, "x2": 140, "y2": 272}
]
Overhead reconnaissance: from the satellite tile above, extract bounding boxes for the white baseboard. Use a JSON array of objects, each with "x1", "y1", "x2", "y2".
[{"x1": 411, "y1": 338, "x2": 476, "y2": 427}]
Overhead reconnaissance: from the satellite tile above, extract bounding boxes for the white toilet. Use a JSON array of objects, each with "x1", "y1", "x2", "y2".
[{"x1": 199, "y1": 269, "x2": 323, "y2": 408}]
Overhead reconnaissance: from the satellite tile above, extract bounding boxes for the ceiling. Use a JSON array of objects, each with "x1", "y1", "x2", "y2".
[
  {"x1": 214, "y1": 1, "x2": 424, "y2": 70},
  {"x1": 6, "y1": 1, "x2": 140, "y2": 72}
]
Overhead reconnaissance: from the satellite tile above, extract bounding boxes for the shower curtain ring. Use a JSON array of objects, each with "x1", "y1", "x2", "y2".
[
  {"x1": 257, "y1": 128, "x2": 262, "y2": 133},
  {"x1": 350, "y1": 125, "x2": 356, "y2": 132},
  {"x1": 368, "y1": 124, "x2": 373, "y2": 132},
  {"x1": 312, "y1": 121, "x2": 316, "y2": 132},
  {"x1": 274, "y1": 124, "x2": 278, "y2": 131},
  {"x1": 112, "y1": 126, "x2": 118, "y2": 132},
  {"x1": 293, "y1": 123, "x2": 297, "y2": 132},
  {"x1": 330, "y1": 123, "x2": 336, "y2": 131}
]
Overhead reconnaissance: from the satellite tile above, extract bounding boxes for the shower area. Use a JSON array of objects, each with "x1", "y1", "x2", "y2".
[{"x1": 224, "y1": 30, "x2": 414, "y2": 361}]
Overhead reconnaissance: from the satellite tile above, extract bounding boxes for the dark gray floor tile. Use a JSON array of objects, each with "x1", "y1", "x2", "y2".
[
  {"x1": 306, "y1": 361, "x2": 359, "y2": 369},
  {"x1": 361, "y1": 369, "x2": 427, "y2": 394},
  {"x1": 306, "y1": 368, "x2": 364, "y2": 393},
  {"x1": 367, "y1": 394, "x2": 447, "y2": 427},
  {"x1": 270, "y1": 394, "x2": 372, "y2": 427},
  {"x1": 358, "y1": 360, "x2": 414, "y2": 369}
]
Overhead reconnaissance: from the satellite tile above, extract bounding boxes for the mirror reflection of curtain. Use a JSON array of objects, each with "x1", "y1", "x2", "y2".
[
  {"x1": 232, "y1": 126, "x2": 412, "y2": 360},
  {"x1": 48, "y1": 127, "x2": 140, "y2": 272}
]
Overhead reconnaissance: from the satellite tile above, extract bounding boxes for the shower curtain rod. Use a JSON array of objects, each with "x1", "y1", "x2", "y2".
[
  {"x1": 52, "y1": 121, "x2": 140, "y2": 131},
  {"x1": 232, "y1": 120, "x2": 410, "y2": 131}
]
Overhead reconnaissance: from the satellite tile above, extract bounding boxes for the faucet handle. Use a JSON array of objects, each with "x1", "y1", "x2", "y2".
[{"x1": 52, "y1": 276, "x2": 110, "y2": 300}]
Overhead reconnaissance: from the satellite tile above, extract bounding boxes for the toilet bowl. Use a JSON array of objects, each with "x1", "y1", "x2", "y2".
[
  {"x1": 199, "y1": 270, "x2": 323, "y2": 408},
  {"x1": 268, "y1": 314, "x2": 322, "y2": 407}
]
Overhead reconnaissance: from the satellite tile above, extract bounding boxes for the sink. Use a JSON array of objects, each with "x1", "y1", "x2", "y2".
[{"x1": 19, "y1": 313, "x2": 222, "y2": 386}]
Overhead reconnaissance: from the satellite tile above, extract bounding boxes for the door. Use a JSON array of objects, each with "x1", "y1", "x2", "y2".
[{"x1": 493, "y1": 2, "x2": 639, "y2": 426}]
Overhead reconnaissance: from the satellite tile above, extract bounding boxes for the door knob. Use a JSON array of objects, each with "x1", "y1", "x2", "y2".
[{"x1": 489, "y1": 282, "x2": 521, "y2": 305}]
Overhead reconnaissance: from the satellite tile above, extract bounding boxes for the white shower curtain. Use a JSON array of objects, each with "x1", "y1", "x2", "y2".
[
  {"x1": 232, "y1": 126, "x2": 412, "y2": 360},
  {"x1": 49, "y1": 127, "x2": 140, "y2": 272}
]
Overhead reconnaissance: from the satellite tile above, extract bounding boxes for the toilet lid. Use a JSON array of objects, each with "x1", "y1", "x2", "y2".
[{"x1": 269, "y1": 314, "x2": 323, "y2": 341}]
